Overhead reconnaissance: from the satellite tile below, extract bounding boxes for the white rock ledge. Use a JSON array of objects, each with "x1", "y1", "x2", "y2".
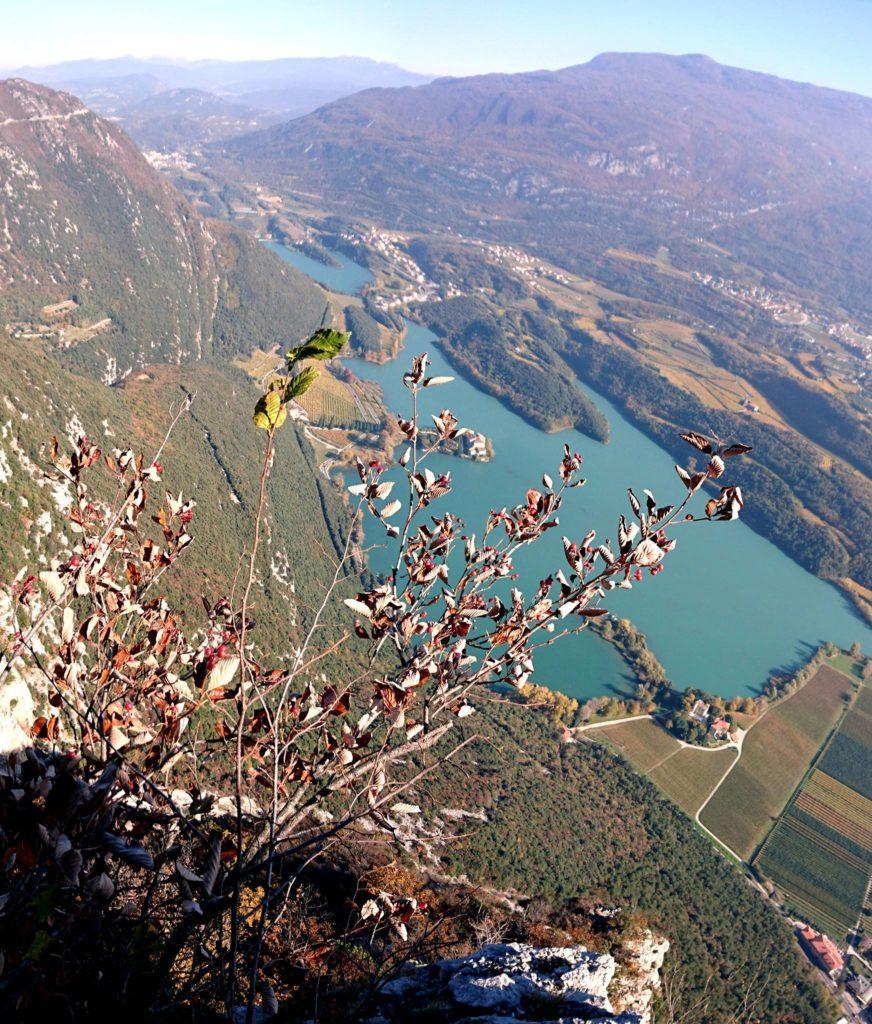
[{"x1": 372, "y1": 938, "x2": 667, "y2": 1023}]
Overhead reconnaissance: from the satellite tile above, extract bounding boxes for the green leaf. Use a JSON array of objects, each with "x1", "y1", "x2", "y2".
[
  {"x1": 253, "y1": 390, "x2": 287, "y2": 430},
  {"x1": 285, "y1": 366, "x2": 320, "y2": 399},
  {"x1": 288, "y1": 328, "x2": 349, "y2": 365}
]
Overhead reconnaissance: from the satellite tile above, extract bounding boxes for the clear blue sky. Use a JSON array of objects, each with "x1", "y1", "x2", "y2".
[{"x1": 3, "y1": 0, "x2": 871, "y2": 96}]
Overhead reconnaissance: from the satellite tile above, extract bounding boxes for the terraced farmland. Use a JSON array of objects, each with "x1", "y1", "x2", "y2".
[{"x1": 699, "y1": 664, "x2": 852, "y2": 859}]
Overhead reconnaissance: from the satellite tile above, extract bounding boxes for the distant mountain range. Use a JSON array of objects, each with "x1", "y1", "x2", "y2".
[
  {"x1": 216, "y1": 52, "x2": 872, "y2": 318},
  {"x1": 2, "y1": 55, "x2": 432, "y2": 149}
]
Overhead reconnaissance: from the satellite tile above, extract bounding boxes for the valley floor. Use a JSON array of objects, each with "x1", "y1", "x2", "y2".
[{"x1": 581, "y1": 655, "x2": 870, "y2": 944}]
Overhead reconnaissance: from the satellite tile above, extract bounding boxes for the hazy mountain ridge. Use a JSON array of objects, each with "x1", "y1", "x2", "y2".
[
  {"x1": 218, "y1": 53, "x2": 872, "y2": 317},
  {"x1": 4, "y1": 55, "x2": 433, "y2": 149},
  {"x1": 110, "y1": 88, "x2": 276, "y2": 150}
]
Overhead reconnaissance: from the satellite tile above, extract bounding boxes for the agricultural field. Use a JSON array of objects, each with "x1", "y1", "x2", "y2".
[
  {"x1": 297, "y1": 370, "x2": 381, "y2": 430},
  {"x1": 755, "y1": 768, "x2": 872, "y2": 938},
  {"x1": 818, "y1": 704, "x2": 872, "y2": 800},
  {"x1": 647, "y1": 745, "x2": 738, "y2": 818},
  {"x1": 234, "y1": 351, "x2": 384, "y2": 431},
  {"x1": 593, "y1": 719, "x2": 737, "y2": 817},
  {"x1": 594, "y1": 717, "x2": 680, "y2": 772},
  {"x1": 855, "y1": 683, "x2": 872, "y2": 716},
  {"x1": 794, "y1": 771, "x2": 872, "y2": 851},
  {"x1": 756, "y1": 806, "x2": 871, "y2": 938},
  {"x1": 752, "y1": 662, "x2": 871, "y2": 939},
  {"x1": 233, "y1": 346, "x2": 282, "y2": 379},
  {"x1": 699, "y1": 664, "x2": 853, "y2": 859}
]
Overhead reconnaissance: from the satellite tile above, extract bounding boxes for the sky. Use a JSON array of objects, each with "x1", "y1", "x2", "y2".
[{"x1": 1, "y1": 0, "x2": 871, "y2": 96}]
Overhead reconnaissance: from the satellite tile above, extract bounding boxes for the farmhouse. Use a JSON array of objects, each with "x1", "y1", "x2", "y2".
[
  {"x1": 798, "y1": 924, "x2": 844, "y2": 978},
  {"x1": 710, "y1": 717, "x2": 731, "y2": 739},
  {"x1": 689, "y1": 699, "x2": 710, "y2": 723}
]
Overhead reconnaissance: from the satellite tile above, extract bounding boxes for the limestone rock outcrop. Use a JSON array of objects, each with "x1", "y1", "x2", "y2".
[{"x1": 369, "y1": 937, "x2": 668, "y2": 1023}]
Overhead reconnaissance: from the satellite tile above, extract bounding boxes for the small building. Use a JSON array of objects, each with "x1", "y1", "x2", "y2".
[
  {"x1": 847, "y1": 975, "x2": 872, "y2": 1006},
  {"x1": 798, "y1": 925, "x2": 844, "y2": 978},
  {"x1": 689, "y1": 699, "x2": 710, "y2": 723},
  {"x1": 710, "y1": 718, "x2": 731, "y2": 739}
]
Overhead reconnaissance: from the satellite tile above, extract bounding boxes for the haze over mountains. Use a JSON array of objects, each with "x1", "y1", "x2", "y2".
[
  {"x1": 3, "y1": 55, "x2": 433, "y2": 149},
  {"x1": 218, "y1": 52, "x2": 872, "y2": 318}
]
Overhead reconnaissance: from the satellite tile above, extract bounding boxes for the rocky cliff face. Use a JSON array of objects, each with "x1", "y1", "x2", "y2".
[{"x1": 367, "y1": 935, "x2": 669, "y2": 1024}]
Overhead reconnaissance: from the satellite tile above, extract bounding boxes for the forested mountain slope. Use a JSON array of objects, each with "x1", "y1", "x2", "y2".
[
  {"x1": 0, "y1": 80, "x2": 352, "y2": 661},
  {"x1": 419, "y1": 697, "x2": 841, "y2": 1023},
  {"x1": 0, "y1": 78, "x2": 327, "y2": 381}
]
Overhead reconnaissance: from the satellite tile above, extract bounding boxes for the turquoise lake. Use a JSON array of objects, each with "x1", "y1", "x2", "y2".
[
  {"x1": 269, "y1": 241, "x2": 871, "y2": 700},
  {"x1": 263, "y1": 241, "x2": 374, "y2": 296}
]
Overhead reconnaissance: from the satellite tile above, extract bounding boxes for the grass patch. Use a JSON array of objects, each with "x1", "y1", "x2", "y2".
[
  {"x1": 593, "y1": 718, "x2": 680, "y2": 772},
  {"x1": 828, "y1": 653, "x2": 864, "y2": 681},
  {"x1": 648, "y1": 746, "x2": 738, "y2": 817}
]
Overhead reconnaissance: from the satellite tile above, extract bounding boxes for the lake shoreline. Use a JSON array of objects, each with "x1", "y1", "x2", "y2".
[{"x1": 267, "y1": 238, "x2": 871, "y2": 701}]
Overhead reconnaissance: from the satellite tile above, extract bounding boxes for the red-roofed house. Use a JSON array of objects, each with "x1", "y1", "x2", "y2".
[
  {"x1": 798, "y1": 925, "x2": 844, "y2": 978},
  {"x1": 710, "y1": 718, "x2": 731, "y2": 739}
]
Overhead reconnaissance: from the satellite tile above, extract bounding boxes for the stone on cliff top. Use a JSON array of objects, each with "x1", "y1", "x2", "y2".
[{"x1": 374, "y1": 940, "x2": 664, "y2": 1023}]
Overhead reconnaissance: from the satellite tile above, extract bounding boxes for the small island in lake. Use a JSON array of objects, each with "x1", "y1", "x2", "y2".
[{"x1": 419, "y1": 427, "x2": 494, "y2": 461}]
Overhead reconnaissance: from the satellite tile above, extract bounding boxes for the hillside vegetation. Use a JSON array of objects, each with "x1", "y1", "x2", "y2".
[
  {"x1": 0, "y1": 79, "x2": 327, "y2": 382},
  {"x1": 0, "y1": 339, "x2": 356, "y2": 672},
  {"x1": 420, "y1": 698, "x2": 839, "y2": 1023}
]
